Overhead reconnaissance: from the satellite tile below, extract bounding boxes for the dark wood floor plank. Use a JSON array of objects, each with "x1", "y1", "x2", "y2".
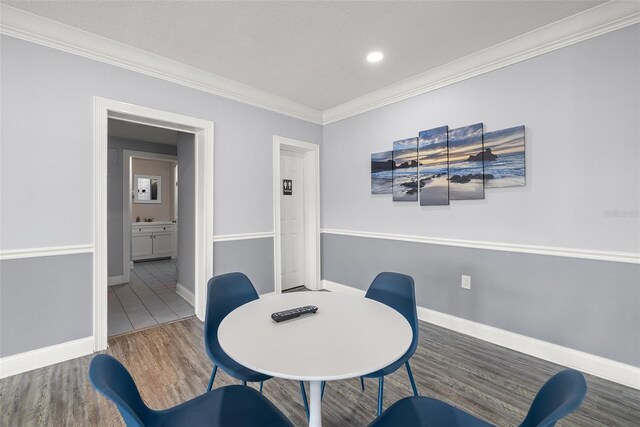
[{"x1": 1, "y1": 317, "x2": 638, "y2": 426}]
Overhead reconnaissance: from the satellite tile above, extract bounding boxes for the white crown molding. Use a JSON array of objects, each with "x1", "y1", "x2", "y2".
[
  {"x1": 0, "y1": 244, "x2": 94, "y2": 261},
  {"x1": 213, "y1": 231, "x2": 275, "y2": 243},
  {"x1": 321, "y1": 280, "x2": 640, "y2": 390},
  {"x1": 322, "y1": 1, "x2": 640, "y2": 124},
  {"x1": 0, "y1": 337, "x2": 94, "y2": 379},
  {"x1": 0, "y1": 4, "x2": 323, "y2": 125},
  {"x1": 321, "y1": 228, "x2": 640, "y2": 264},
  {"x1": 2, "y1": 3, "x2": 637, "y2": 126}
]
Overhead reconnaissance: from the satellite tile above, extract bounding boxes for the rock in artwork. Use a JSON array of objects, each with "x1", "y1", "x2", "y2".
[{"x1": 392, "y1": 137, "x2": 419, "y2": 201}]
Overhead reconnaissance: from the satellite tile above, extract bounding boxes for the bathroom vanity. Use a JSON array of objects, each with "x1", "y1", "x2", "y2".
[{"x1": 131, "y1": 221, "x2": 177, "y2": 261}]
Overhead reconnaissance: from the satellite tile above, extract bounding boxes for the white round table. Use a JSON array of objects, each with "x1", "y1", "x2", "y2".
[{"x1": 218, "y1": 292, "x2": 412, "y2": 427}]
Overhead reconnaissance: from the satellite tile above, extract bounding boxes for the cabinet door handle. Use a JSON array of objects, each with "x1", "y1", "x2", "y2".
[{"x1": 150, "y1": 235, "x2": 152, "y2": 239}]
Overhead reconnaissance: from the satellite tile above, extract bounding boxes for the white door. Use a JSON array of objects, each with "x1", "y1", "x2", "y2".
[{"x1": 280, "y1": 150, "x2": 305, "y2": 291}]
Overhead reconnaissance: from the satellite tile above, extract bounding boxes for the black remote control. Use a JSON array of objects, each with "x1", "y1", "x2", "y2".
[{"x1": 271, "y1": 305, "x2": 318, "y2": 323}]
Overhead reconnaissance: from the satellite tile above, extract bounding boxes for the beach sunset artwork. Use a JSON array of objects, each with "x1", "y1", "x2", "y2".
[
  {"x1": 392, "y1": 137, "x2": 419, "y2": 201},
  {"x1": 448, "y1": 123, "x2": 485, "y2": 200},
  {"x1": 483, "y1": 126, "x2": 525, "y2": 188},
  {"x1": 418, "y1": 126, "x2": 449, "y2": 206},
  {"x1": 371, "y1": 150, "x2": 394, "y2": 194}
]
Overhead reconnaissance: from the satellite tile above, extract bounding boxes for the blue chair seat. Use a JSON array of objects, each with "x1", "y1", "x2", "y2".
[
  {"x1": 156, "y1": 385, "x2": 292, "y2": 427},
  {"x1": 369, "y1": 396, "x2": 493, "y2": 427},
  {"x1": 370, "y1": 369, "x2": 587, "y2": 427},
  {"x1": 89, "y1": 354, "x2": 293, "y2": 427}
]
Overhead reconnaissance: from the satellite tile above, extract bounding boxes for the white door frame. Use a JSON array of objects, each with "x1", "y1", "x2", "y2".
[
  {"x1": 94, "y1": 97, "x2": 214, "y2": 351},
  {"x1": 273, "y1": 135, "x2": 320, "y2": 294},
  {"x1": 121, "y1": 151, "x2": 178, "y2": 286}
]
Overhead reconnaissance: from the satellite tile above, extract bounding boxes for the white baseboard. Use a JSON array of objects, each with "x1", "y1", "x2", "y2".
[
  {"x1": 321, "y1": 279, "x2": 640, "y2": 390},
  {"x1": 0, "y1": 336, "x2": 94, "y2": 379},
  {"x1": 176, "y1": 282, "x2": 195, "y2": 307},
  {"x1": 107, "y1": 275, "x2": 126, "y2": 286}
]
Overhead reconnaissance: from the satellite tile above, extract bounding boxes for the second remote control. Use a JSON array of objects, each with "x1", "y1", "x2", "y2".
[{"x1": 271, "y1": 305, "x2": 318, "y2": 323}]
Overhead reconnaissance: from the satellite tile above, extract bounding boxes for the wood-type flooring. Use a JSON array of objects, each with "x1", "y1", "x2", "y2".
[{"x1": 1, "y1": 317, "x2": 638, "y2": 426}]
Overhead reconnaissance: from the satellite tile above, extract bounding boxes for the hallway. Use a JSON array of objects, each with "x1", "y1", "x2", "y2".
[{"x1": 108, "y1": 259, "x2": 194, "y2": 336}]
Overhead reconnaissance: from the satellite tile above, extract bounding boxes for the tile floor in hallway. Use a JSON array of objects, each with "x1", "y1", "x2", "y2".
[{"x1": 108, "y1": 259, "x2": 194, "y2": 336}]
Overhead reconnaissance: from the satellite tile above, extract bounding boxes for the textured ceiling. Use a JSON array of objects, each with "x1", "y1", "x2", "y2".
[{"x1": 4, "y1": 1, "x2": 603, "y2": 110}]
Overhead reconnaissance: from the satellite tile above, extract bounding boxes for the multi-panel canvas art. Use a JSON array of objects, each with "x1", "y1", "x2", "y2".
[
  {"x1": 483, "y1": 126, "x2": 526, "y2": 188},
  {"x1": 371, "y1": 151, "x2": 394, "y2": 194},
  {"x1": 448, "y1": 123, "x2": 485, "y2": 200},
  {"x1": 370, "y1": 123, "x2": 525, "y2": 204},
  {"x1": 418, "y1": 126, "x2": 449, "y2": 206},
  {"x1": 392, "y1": 137, "x2": 419, "y2": 201}
]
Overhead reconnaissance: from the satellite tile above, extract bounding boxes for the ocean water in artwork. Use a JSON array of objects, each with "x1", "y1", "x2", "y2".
[
  {"x1": 371, "y1": 150, "x2": 394, "y2": 194},
  {"x1": 448, "y1": 123, "x2": 484, "y2": 200},
  {"x1": 392, "y1": 137, "x2": 419, "y2": 201},
  {"x1": 418, "y1": 126, "x2": 449, "y2": 206},
  {"x1": 483, "y1": 126, "x2": 525, "y2": 188}
]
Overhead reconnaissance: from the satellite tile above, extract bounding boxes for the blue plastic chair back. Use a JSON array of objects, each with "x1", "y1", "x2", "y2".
[
  {"x1": 204, "y1": 272, "x2": 260, "y2": 364},
  {"x1": 519, "y1": 369, "x2": 587, "y2": 427},
  {"x1": 366, "y1": 272, "x2": 419, "y2": 357},
  {"x1": 89, "y1": 354, "x2": 152, "y2": 427}
]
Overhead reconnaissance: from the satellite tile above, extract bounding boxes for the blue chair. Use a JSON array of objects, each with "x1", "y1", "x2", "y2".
[
  {"x1": 369, "y1": 369, "x2": 587, "y2": 427},
  {"x1": 361, "y1": 272, "x2": 419, "y2": 416},
  {"x1": 205, "y1": 272, "x2": 271, "y2": 391},
  {"x1": 205, "y1": 272, "x2": 311, "y2": 419},
  {"x1": 89, "y1": 354, "x2": 293, "y2": 427}
]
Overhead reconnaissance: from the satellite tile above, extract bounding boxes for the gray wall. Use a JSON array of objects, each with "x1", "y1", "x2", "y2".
[
  {"x1": 0, "y1": 254, "x2": 93, "y2": 357},
  {"x1": 323, "y1": 234, "x2": 640, "y2": 366},
  {"x1": 322, "y1": 25, "x2": 639, "y2": 254},
  {"x1": 213, "y1": 238, "x2": 275, "y2": 295},
  {"x1": 177, "y1": 133, "x2": 196, "y2": 293},
  {"x1": 321, "y1": 25, "x2": 640, "y2": 366},
  {"x1": 107, "y1": 136, "x2": 178, "y2": 277},
  {"x1": 0, "y1": 35, "x2": 321, "y2": 356}
]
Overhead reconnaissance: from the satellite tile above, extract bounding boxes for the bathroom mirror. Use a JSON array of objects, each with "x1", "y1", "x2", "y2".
[{"x1": 134, "y1": 174, "x2": 162, "y2": 204}]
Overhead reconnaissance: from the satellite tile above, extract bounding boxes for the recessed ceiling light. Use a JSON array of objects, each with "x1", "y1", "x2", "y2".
[{"x1": 367, "y1": 51, "x2": 384, "y2": 63}]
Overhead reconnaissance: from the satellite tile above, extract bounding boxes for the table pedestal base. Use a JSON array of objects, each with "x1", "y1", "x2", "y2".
[{"x1": 309, "y1": 380, "x2": 322, "y2": 427}]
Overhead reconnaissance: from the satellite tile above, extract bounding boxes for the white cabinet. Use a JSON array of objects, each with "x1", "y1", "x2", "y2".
[
  {"x1": 132, "y1": 223, "x2": 176, "y2": 261},
  {"x1": 132, "y1": 233, "x2": 154, "y2": 259}
]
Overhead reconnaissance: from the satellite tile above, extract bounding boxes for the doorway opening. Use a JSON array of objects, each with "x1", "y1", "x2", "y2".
[
  {"x1": 272, "y1": 136, "x2": 320, "y2": 294},
  {"x1": 94, "y1": 97, "x2": 213, "y2": 351},
  {"x1": 107, "y1": 119, "x2": 196, "y2": 337}
]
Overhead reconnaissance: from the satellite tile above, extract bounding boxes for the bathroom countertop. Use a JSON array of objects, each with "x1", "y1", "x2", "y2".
[{"x1": 131, "y1": 221, "x2": 176, "y2": 226}]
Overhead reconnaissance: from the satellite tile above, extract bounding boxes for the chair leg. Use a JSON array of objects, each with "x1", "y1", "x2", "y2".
[
  {"x1": 377, "y1": 376, "x2": 384, "y2": 416},
  {"x1": 259, "y1": 381, "x2": 264, "y2": 394},
  {"x1": 299, "y1": 381, "x2": 310, "y2": 420},
  {"x1": 405, "y1": 361, "x2": 419, "y2": 396},
  {"x1": 360, "y1": 376, "x2": 365, "y2": 391},
  {"x1": 242, "y1": 380, "x2": 247, "y2": 386},
  {"x1": 207, "y1": 365, "x2": 218, "y2": 391},
  {"x1": 321, "y1": 381, "x2": 326, "y2": 400}
]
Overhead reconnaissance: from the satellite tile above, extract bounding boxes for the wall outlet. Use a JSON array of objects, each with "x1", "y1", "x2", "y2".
[{"x1": 461, "y1": 275, "x2": 471, "y2": 290}]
